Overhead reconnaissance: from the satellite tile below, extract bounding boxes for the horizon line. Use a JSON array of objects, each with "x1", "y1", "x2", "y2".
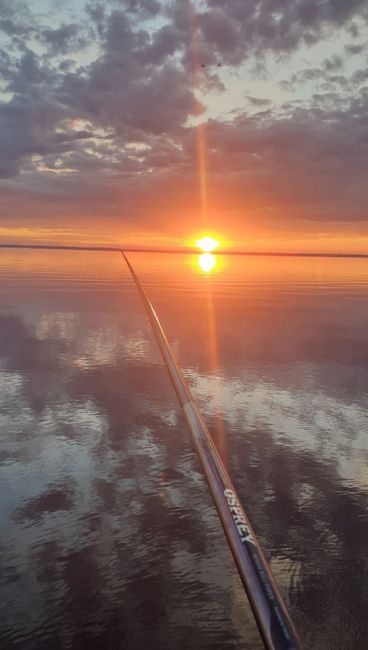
[{"x1": 0, "y1": 242, "x2": 368, "y2": 259}]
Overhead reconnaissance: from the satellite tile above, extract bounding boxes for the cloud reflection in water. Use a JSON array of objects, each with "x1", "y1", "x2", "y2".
[{"x1": 1, "y1": 250, "x2": 368, "y2": 648}]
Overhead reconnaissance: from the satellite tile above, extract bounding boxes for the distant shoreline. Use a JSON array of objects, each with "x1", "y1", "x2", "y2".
[{"x1": 0, "y1": 243, "x2": 368, "y2": 258}]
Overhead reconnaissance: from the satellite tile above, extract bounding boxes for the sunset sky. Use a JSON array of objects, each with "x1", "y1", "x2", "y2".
[{"x1": 0, "y1": 0, "x2": 367, "y2": 251}]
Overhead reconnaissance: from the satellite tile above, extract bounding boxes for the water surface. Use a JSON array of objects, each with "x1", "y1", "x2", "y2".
[{"x1": 1, "y1": 249, "x2": 368, "y2": 649}]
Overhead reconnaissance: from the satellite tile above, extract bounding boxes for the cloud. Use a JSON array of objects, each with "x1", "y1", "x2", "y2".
[
  {"x1": 40, "y1": 23, "x2": 88, "y2": 56},
  {"x1": 345, "y1": 42, "x2": 366, "y2": 55},
  {"x1": 107, "y1": 0, "x2": 162, "y2": 17},
  {"x1": 201, "y1": 90, "x2": 368, "y2": 220},
  {"x1": 0, "y1": 88, "x2": 71, "y2": 178},
  {"x1": 244, "y1": 95, "x2": 272, "y2": 107},
  {"x1": 196, "y1": 0, "x2": 368, "y2": 63},
  {"x1": 0, "y1": 0, "x2": 367, "y2": 240}
]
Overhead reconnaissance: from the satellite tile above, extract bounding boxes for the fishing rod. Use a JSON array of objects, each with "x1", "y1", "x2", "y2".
[{"x1": 120, "y1": 249, "x2": 301, "y2": 650}]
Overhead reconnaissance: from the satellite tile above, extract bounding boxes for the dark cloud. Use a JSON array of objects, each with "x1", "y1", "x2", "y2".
[
  {"x1": 323, "y1": 54, "x2": 343, "y2": 72},
  {"x1": 197, "y1": 0, "x2": 368, "y2": 63},
  {"x1": 0, "y1": 18, "x2": 27, "y2": 36},
  {"x1": 40, "y1": 23, "x2": 88, "y2": 56},
  {"x1": 0, "y1": 0, "x2": 37, "y2": 38},
  {"x1": 244, "y1": 95, "x2": 272, "y2": 107},
  {"x1": 345, "y1": 42, "x2": 366, "y2": 55},
  {"x1": 0, "y1": 94, "x2": 70, "y2": 178},
  {"x1": 2, "y1": 84, "x2": 368, "y2": 227},
  {"x1": 0, "y1": 48, "x2": 13, "y2": 79},
  {"x1": 138, "y1": 23, "x2": 179, "y2": 65},
  {"x1": 58, "y1": 64, "x2": 202, "y2": 136},
  {"x1": 5, "y1": 50, "x2": 56, "y2": 94},
  {"x1": 352, "y1": 68, "x2": 368, "y2": 86},
  {"x1": 280, "y1": 52, "x2": 362, "y2": 95},
  {"x1": 197, "y1": 90, "x2": 368, "y2": 222},
  {"x1": 119, "y1": 0, "x2": 162, "y2": 16}
]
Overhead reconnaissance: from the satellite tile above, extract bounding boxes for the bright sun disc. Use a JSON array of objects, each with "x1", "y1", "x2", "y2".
[{"x1": 196, "y1": 236, "x2": 219, "y2": 252}]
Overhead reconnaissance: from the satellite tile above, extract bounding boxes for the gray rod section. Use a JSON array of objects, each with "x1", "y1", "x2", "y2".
[{"x1": 120, "y1": 250, "x2": 301, "y2": 650}]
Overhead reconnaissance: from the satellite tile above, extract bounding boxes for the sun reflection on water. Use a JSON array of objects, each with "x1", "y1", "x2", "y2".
[{"x1": 198, "y1": 253, "x2": 216, "y2": 273}]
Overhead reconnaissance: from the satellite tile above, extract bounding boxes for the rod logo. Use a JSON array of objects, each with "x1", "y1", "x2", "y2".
[{"x1": 224, "y1": 488, "x2": 256, "y2": 546}]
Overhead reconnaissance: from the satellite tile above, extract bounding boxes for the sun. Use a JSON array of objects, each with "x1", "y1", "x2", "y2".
[{"x1": 196, "y1": 236, "x2": 219, "y2": 252}]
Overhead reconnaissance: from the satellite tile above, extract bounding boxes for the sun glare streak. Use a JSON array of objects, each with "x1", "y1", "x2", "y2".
[
  {"x1": 197, "y1": 123, "x2": 208, "y2": 221},
  {"x1": 187, "y1": 1, "x2": 209, "y2": 225},
  {"x1": 187, "y1": 2, "x2": 227, "y2": 462}
]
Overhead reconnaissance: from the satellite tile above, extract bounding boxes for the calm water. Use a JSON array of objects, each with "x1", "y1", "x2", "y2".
[{"x1": 1, "y1": 249, "x2": 368, "y2": 649}]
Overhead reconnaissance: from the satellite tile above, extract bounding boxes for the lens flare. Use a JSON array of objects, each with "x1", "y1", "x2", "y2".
[
  {"x1": 196, "y1": 236, "x2": 219, "y2": 252},
  {"x1": 198, "y1": 253, "x2": 216, "y2": 273}
]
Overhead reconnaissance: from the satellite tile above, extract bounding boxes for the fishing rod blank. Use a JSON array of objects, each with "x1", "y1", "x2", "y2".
[{"x1": 120, "y1": 250, "x2": 301, "y2": 650}]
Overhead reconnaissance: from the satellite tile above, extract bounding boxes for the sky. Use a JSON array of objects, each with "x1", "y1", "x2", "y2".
[{"x1": 0, "y1": 0, "x2": 367, "y2": 251}]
